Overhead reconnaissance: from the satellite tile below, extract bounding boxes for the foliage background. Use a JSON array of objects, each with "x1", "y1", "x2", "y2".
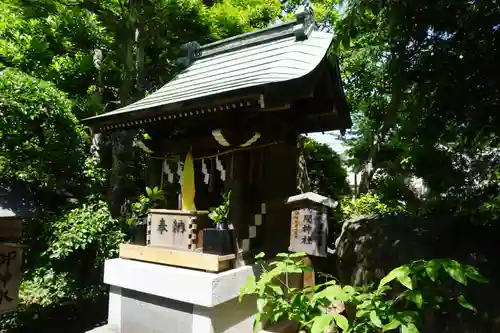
[
  {"x1": 0, "y1": 0, "x2": 498, "y2": 331},
  {"x1": 0, "y1": 0, "x2": 349, "y2": 331}
]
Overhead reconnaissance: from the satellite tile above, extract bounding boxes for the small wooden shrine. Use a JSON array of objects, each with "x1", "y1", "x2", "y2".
[
  {"x1": 0, "y1": 181, "x2": 37, "y2": 313},
  {"x1": 84, "y1": 8, "x2": 351, "y2": 271}
]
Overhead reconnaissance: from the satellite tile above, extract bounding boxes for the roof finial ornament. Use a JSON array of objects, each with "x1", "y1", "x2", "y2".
[
  {"x1": 293, "y1": 3, "x2": 316, "y2": 41},
  {"x1": 176, "y1": 41, "x2": 202, "y2": 69}
]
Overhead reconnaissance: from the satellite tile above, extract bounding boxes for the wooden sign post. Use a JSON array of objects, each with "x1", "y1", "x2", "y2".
[
  {"x1": 286, "y1": 192, "x2": 337, "y2": 258},
  {"x1": 287, "y1": 192, "x2": 337, "y2": 289},
  {"x1": 0, "y1": 243, "x2": 22, "y2": 313},
  {"x1": 0, "y1": 181, "x2": 38, "y2": 314}
]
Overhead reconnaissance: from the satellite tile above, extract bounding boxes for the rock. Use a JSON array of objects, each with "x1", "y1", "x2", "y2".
[
  {"x1": 85, "y1": 324, "x2": 118, "y2": 333},
  {"x1": 333, "y1": 214, "x2": 500, "y2": 333}
]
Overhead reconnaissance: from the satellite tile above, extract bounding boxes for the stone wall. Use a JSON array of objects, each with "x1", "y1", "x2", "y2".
[{"x1": 334, "y1": 214, "x2": 500, "y2": 333}]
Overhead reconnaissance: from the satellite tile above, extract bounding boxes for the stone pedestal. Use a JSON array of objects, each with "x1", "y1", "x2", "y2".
[{"x1": 90, "y1": 258, "x2": 258, "y2": 333}]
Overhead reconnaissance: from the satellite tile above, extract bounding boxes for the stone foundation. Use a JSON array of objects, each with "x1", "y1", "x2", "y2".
[{"x1": 89, "y1": 258, "x2": 258, "y2": 333}]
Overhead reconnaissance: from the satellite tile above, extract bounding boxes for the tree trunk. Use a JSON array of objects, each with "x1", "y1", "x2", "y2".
[
  {"x1": 135, "y1": 13, "x2": 145, "y2": 100},
  {"x1": 357, "y1": 91, "x2": 402, "y2": 194},
  {"x1": 109, "y1": 130, "x2": 135, "y2": 217},
  {"x1": 357, "y1": 34, "x2": 407, "y2": 194},
  {"x1": 90, "y1": 49, "x2": 104, "y2": 163},
  {"x1": 108, "y1": 0, "x2": 142, "y2": 217}
]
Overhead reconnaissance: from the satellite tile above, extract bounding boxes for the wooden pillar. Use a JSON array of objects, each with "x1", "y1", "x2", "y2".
[
  {"x1": 146, "y1": 158, "x2": 163, "y2": 188},
  {"x1": 302, "y1": 255, "x2": 316, "y2": 289},
  {"x1": 227, "y1": 150, "x2": 251, "y2": 267},
  {"x1": 257, "y1": 140, "x2": 300, "y2": 257}
]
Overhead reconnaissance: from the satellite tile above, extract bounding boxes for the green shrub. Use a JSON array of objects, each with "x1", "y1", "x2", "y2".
[
  {"x1": 338, "y1": 193, "x2": 407, "y2": 220},
  {"x1": 240, "y1": 252, "x2": 487, "y2": 333},
  {"x1": 0, "y1": 68, "x2": 88, "y2": 189},
  {"x1": 46, "y1": 201, "x2": 124, "y2": 264},
  {"x1": 0, "y1": 200, "x2": 124, "y2": 331}
]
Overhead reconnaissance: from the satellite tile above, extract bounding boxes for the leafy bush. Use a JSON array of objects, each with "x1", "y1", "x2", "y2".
[
  {"x1": 46, "y1": 201, "x2": 124, "y2": 265},
  {"x1": 240, "y1": 252, "x2": 487, "y2": 333},
  {"x1": 127, "y1": 186, "x2": 165, "y2": 226},
  {"x1": 338, "y1": 193, "x2": 407, "y2": 220},
  {"x1": 0, "y1": 201, "x2": 124, "y2": 331},
  {"x1": 208, "y1": 191, "x2": 231, "y2": 228},
  {"x1": 302, "y1": 137, "x2": 351, "y2": 200},
  {"x1": 0, "y1": 68, "x2": 88, "y2": 189},
  {"x1": 20, "y1": 269, "x2": 76, "y2": 307}
]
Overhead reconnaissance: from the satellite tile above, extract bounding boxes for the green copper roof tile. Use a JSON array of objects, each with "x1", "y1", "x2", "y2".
[{"x1": 84, "y1": 8, "x2": 337, "y2": 126}]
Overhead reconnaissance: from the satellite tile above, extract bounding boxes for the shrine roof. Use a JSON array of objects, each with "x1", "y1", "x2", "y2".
[
  {"x1": 84, "y1": 8, "x2": 350, "y2": 132},
  {"x1": 0, "y1": 181, "x2": 38, "y2": 218}
]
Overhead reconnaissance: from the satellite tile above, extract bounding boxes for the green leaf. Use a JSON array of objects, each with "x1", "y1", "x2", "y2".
[
  {"x1": 289, "y1": 251, "x2": 307, "y2": 258},
  {"x1": 314, "y1": 285, "x2": 350, "y2": 302},
  {"x1": 401, "y1": 323, "x2": 419, "y2": 333},
  {"x1": 398, "y1": 311, "x2": 419, "y2": 323},
  {"x1": 404, "y1": 290, "x2": 423, "y2": 308},
  {"x1": 425, "y1": 260, "x2": 441, "y2": 282},
  {"x1": 377, "y1": 285, "x2": 393, "y2": 293},
  {"x1": 457, "y1": 295, "x2": 477, "y2": 313},
  {"x1": 343, "y1": 285, "x2": 356, "y2": 294},
  {"x1": 254, "y1": 252, "x2": 265, "y2": 259},
  {"x1": 442, "y1": 260, "x2": 467, "y2": 285},
  {"x1": 356, "y1": 309, "x2": 368, "y2": 318},
  {"x1": 379, "y1": 266, "x2": 410, "y2": 289},
  {"x1": 334, "y1": 314, "x2": 349, "y2": 331},
  {"x1": 464, "y1": 265, "x2": 488, "y2": 283},
  {"x1": 145, "y1": 186, "x2": 152, "y2": 196},
  {"x1": 357, "y1": 300, "x2": 372, "y2": 310},
  {"x1": 256, "y1": 298, "x2": 267, "y2": 312},
  {"x1": 240, "y1": 276, "x2": 256, "y2": 298},
  {"x1": 268, "y1": 284, "x2": 283, "y2": 295},
  {"x1": 301, "y1": 265, "x2": 314, "y2": 272},
  {"x1": 383, "y1": 319, "x2": 401, "y2": 331},
  {"x1": 397, "y1": 274, "x2": 413, "y2": 290},
  {"x1": 253, "y1": 313, "x2": 262, "y2": 331},
  {"x1": 311, "y1": 315, "x2": 335, "y2": 333},
  {"x1": 370, "y1": 311, "x2": 383, "y2": 328},
  {"x1": 273, "y1": 311, "x2": 283, "y2": 323}
]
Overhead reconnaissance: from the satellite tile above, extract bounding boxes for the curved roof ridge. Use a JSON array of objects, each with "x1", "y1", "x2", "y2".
[
  {"x1": 82, "y1": 8, "x2": 340, "y2": 128},
  {"x1": 179, "y1": 7, "x2": 317, "y2": 64}
]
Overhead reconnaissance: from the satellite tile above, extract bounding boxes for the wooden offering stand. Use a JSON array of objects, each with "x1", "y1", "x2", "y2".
[
  {"x1": 120, "y1": 209, "x2": 235, "y2": 272},
  {"x1": 119, "y1": 244, "x2": 234, "y2": 272}
]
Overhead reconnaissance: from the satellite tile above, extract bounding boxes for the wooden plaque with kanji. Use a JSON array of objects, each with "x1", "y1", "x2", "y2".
[
  {"x1": 289, "y1": 207, "x2": 328, "y2": 257},
  {"x1": 0, "y1": 243, "x2": 22, "y2": 314},
  {"x1": 147, "y1": 210, "x2": 209, "y2": 251}
]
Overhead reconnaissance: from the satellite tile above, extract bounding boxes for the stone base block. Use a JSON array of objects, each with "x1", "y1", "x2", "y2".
[
  {"x1": 90, "y1": 258, "x2": 258, "y2": 333},
  {"x1": 86, "y1": 325, "x2": 118, "y2": 333}
]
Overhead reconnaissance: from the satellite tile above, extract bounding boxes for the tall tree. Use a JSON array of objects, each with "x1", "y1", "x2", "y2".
[
  {"x1": 1, "y1": 0, "x2": 288, "y2": 215},
  {"x1": 335, "y1": 0, "x2": 500, "y2": 218}
]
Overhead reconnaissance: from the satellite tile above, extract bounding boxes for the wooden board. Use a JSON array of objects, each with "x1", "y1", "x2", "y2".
[
  {"x1": 119, "y1": 244, "x2": 235, "y2": 272},
  {"x1": 302, "y1": 255, "x2": 315, "y2": 290},
  {"x1": 147, "y1": 210, "x2": 210, "y2": 251},
  {"x1": 0, "y1": 218, "x2": 23, "y2": 240},
  {"x1": 0, "y1": 243, "x2": 22, "y2": 314},
  {"x1": 289, "y1": 207, "x2": 327, "y2": 257}
]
